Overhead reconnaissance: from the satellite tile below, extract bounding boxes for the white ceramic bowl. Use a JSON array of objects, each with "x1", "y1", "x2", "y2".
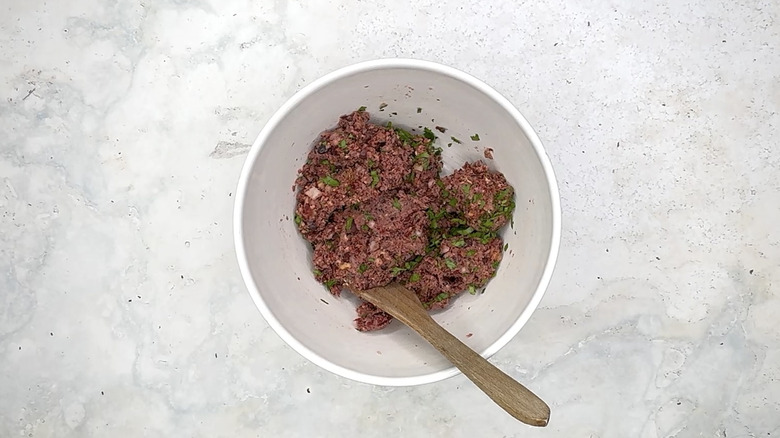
[{"x1": 234, "y1": 59, "x2": 560, "y2": 386}]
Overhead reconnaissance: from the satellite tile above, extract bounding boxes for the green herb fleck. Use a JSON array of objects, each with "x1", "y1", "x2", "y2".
[
  {"x1": 370, "y1": 170, "x2": 379, "y2": 187},
  {"x1": 423, "y1": 127, "x2": 436, "y2": 141},
  {"x1": 313, "y1": 269, "x2": 322, "y2": 276},
  {"x1": 367, "y1": 159, "x2": 376, "y2": 168},
  {"x1": 358, "y1": 263, "x2": 369, "y2": 273},
  {"x1": 450, "y1": 136, "x2": 462, "y2": 144},
  {"x1": 390, "y1": 266, "x2": 405, "y2": 276},
  {"x1": 324, "y1": 279, "x2": 338, "y2": 288},
  {"x1": 466, "y1": 249, "x2": 477, "y2": 257},
  {"x1": 452, "y1": 238, "x2": 466, "y2": 247},
  {"x1": 395, "y1": 128, "x2": 413, "y2": 143},
  {"x1": 294, "y1": 214, "x2": 302, "y2": 225},
  {"x1": 338, "y1": 139, "x2": 347, "y2": 149},
  {"x1": 417, "y1": 107, "x2": 422, "y2": 113},
  {"x1": 470, "y1": 133, "x2": 480, "y2": 141},
  {"x1": 461, "y1": 184, "x2": 471, "y2": 194},
  {"x1": 504, "y1": 243, "x2": 509, "y2": 251},
  {"x1": 379, "y1": 103, "x2": 388, "y2": 111},
  {"x1": 409, "y1": 272, "x2": 421, "y2": 282},
  {"x1": 321, "y1": 175, "x2": 340, "y2": 187},
  {"x1": 444, "y1": 258, "x2": 456, "y2": 269},
  {"x1": 391, "y1": 198, "x2": 402, "y2": 210},
  {"x1": 358, "y1": 106, "x2": 367, "y2": 112},
  {"x1": 468, "y1": 285, "x2": 477, "y2": 295},
  {"x1": 434, "y1": 292, "x2": 449, "y2": 302},
  {"x1": 345, "y1": 217, "x2": 354, "y2": 231}
]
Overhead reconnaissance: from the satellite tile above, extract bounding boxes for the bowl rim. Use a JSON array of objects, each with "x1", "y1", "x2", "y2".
[{"x1": 233, "y1": 58, "x2": 561, "y2": 387}]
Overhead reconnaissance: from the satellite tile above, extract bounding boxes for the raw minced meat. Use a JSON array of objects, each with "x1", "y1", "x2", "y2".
[{"x1": 294, "y1": 110, "x2": 515, "y2": 331}]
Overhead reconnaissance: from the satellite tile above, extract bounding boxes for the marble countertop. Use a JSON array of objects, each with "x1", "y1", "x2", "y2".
[{"x1": 2, "y1": 0, "x2": 778, "y2": 436}]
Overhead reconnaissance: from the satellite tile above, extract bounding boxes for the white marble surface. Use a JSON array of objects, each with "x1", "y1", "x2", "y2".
[{"x1": 1, "y1": 0, "x2": 779, "y2": 436}]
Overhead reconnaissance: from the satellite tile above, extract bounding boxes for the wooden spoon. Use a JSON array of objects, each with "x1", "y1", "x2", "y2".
[{"x1": 355, "y1": 283, "x2": 550, "y2": 427}]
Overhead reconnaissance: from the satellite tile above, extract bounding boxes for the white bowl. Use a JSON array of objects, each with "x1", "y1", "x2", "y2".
[{"x1": 234, "y1": 59, "x2": 561, "y2": 386}]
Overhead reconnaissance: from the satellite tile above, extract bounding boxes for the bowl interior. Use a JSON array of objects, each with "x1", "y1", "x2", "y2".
[{"x1": 236, "y1": 62, "x2": 558, "y2": 385}]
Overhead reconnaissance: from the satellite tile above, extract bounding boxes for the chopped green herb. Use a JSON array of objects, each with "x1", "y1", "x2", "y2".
[
  {"x1": 470, "y1": 133, "x2": 480, "y2": 141},
  {"x1": 466, "y1": 249, "x2": 477, "y2": 257},
  {"x1": 452, "y1": 238, "x2": 466, "y2": 247},
  {"x1": 338, "y1": 139, "x2": 347, "y2": 149},
  {"x1": 416, "y1": 151, "x2": 430, "y2": 159},
  {"x1": 444, "y1": 258, "x2": 456, "y2": 269},
  {"x1": 395, "y1": 128, "x2": 413, "y2": 143},
  {"x1": 423, "y1": 127, "x2": 436, "y2": 141},
  {"x1": 294, "y1": 214, "x2": 302, "y2": 225},
  {"x1": 320, "y1": 175, "x2": 340, "y2": 187},
  {"x1": 468, "y1": 285, "x2": 477, "y2": 295},
  {"x1": 379, "y1": 103, "x2": 388, "y2": 111},
  {"x1": 391, "y1": 198, "x2": 402, "y2": 210},
  {"x1": 492, "y1": 261, "x2": 500, "y2": 269},
  {"x1": 417, "y1": 107, "x2": 422, "y2": 113},
  {"x1": 367, "y1": 159, "x2": 376, "y2": 168},
  {"x1": 450, "y1": 136, "x2": 462, "y2": 144},
  {"x1": 409, "y1": 272, "x2": 421, "y2": 282},
  {"x1": 358, "y1": 106, "x2": 367, "y2": 112},
  {"x1": 504, "y1": 243, "x2": 509, "y2": 251},
  {"x1": 385, "y1": 121, "x2": 393, "y2": 128},
  {"x1": 358, "y1": 263, "x2": 369, "y2": 273},
  {"x1": 361, "y1": 224, "x2": 369, "y2": 231},
  {"x1": 390, "y1": 266, "x2": 405, "y2": 275},
  {"x1": 456, "y1": 227, "x2": 475, "y2": 236},
  {"x1": 324, "y1": 279, "x2": 338, "y2": 288},
  {"x1": 461, "y1": 184, "x2": 471, "y2": 194},
  {"x1": 313, "y1": 269, "x2": 322, "y2": 276},
  {"x1": 434, "y1": 292, "x2": 449, "y2": 302},
  {"x1": 345, "y1": 217, "x2": 354, "y2": 231},
  {"x1": 435, "y1": 126, "x2": 446, "y2": 133},
  {"x1": 370, "y1": 170, "x2": 379, "y2": 187}
]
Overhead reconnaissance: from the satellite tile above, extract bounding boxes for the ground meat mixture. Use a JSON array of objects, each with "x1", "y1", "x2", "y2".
[{"x1": 294, "y1": 110, "x2": 516, "y2": 331}]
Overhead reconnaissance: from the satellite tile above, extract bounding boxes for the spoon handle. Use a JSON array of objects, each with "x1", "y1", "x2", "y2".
[{"x1": 359, "y1": 284, "x2": 550, "y2": 427}]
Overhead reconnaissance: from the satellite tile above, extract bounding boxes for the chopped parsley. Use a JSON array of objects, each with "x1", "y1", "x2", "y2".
[
  {"x1": 444, "y1": 258, "x2": 456, "y2": 269},
  {"x1": 434, "y1": 292, "x2": 449, "y2": 302},
  {"x1": 450, "y1": 136, "x2": 462, "y2": 144},
  {"x1": 338, "y1": 139, "x2": 347, "y2": 149},
  {"x1": 294, "y1": 214, "x2": 302, "y2": 225},
  {"x1": 320, "y1": 175, "x2": 340, "y2": 187},
  {"x1": 409, "y1": 272, "x2": 421, "y2": 282},
  {"x1": 468, "y1": 285, "x2": 477, "y2": 295},
  {"x1": 466, "y1": 249, "x2": 477, "y2": 257},
  {"x1": 452, "y1": 238, "x2": 466, "y2": 247},
  {"x1": 423, "y1": 127, "x2": 436, "y2": 141},
  {"x1": 370, "y1": 170, "x2": 379, "y2": 187},
  {"x1": 358, "y1": 263, "x2": 369, "y2": 273},
  {"x1": 395, "y1": 128, "x2": 413, "y2": 143},
  {"x1": 390, "y1": 266, "x2": 405, "y2": 275},
  {"x1": 391, "y1": 198, "x2": 402, "y2": 210},
  {"x1": 313, "y1": 269, "x2": 322, "y2": 276},
  {"x1": 470, "y1": 133, "x2": 480, "y2": 141},
  {"x1": 417, "y1": 107, "x2": 422, "y2": 113},
  {"x1": 504, "y1": 243, "x2": 509, "y2": 251},
  {"x1": 358, "y1": 106, "x2": 367, "y2": 112},
  {"x1": 379, "y1": 103, "x2": 388, "y2": 111},
  {"x1": 345, "y1": 216, "x2": 354, "y2": 231},
  {"x1": 324, "y1": 279, "x2": 338, "y2": 288}
]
